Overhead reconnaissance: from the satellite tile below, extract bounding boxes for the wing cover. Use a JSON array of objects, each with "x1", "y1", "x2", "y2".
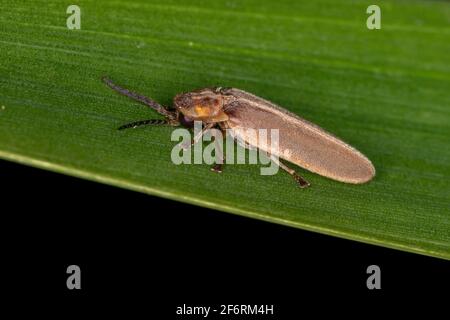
[{"x1": 223, "y1": 89, "x2": 375, "y2": 184}]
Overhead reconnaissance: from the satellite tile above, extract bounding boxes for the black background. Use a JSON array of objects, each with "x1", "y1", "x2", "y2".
[{"x1": 2, "y1": 159, "x2": 449, "y2": 315}]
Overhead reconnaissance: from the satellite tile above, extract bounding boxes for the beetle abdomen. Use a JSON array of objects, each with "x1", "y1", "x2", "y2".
[{"x1": 223, "y1": 89, "x2": 375, "y2": 184}]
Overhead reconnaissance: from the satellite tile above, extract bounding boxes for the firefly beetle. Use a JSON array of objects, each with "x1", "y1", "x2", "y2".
[{"x1": 102, "y1": 76, "x2": 375, "y2": 188}]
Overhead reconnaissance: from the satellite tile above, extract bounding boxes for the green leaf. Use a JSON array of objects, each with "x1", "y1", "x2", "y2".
[{"x1": 1, "y1": 0, "x2": 449, "y2": 259}]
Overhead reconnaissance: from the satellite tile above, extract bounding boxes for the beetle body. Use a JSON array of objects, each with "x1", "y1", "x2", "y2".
[
  {"x1": 173, "y1": 87, "x2": 375, "y2": 184},
  {"x1": 103, "y1": 77, "x2": 375, "y2": 187}
]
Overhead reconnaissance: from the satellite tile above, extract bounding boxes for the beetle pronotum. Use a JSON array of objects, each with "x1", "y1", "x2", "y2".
[{"x1": 102, "y1": 76, "x2": 375, "y2": 188}]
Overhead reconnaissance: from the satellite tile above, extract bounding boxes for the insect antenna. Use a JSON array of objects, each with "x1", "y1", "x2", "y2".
[
  {"x1": 102, "y1": 76, "x2": 177, "y2": 121},
  {"x1": 118, "y1": 119, "x2": 168, "y2": 130}
]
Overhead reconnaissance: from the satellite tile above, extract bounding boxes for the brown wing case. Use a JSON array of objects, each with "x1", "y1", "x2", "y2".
[{"x1": 223, "y1": 89, "x2": 375, "y2": 184}]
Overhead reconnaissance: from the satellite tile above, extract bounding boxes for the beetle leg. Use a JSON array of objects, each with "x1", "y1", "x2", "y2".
[
  {"x1": 118, "y1": 119, "x2": 172, "y2": 130},
  {"x1": 210, "y1": 128, "x2": 225, "y2": 173},
  {"x1": 102, "y1": 76, "x2": 178, "y2": 123},
  {"x1": 181, "y1": 122, "x2": 215, "y2": 150},
  {"x1": 269, "y1": 155, "x2": 310, "y2": 188},
  {"x1": 211, "y1": 163, "x2": 223, "y2": 173}
]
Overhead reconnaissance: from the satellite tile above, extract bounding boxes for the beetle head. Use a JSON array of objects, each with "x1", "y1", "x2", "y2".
[{"x1": 174, "y1": 88, "x2": 228, "y2": 123}]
